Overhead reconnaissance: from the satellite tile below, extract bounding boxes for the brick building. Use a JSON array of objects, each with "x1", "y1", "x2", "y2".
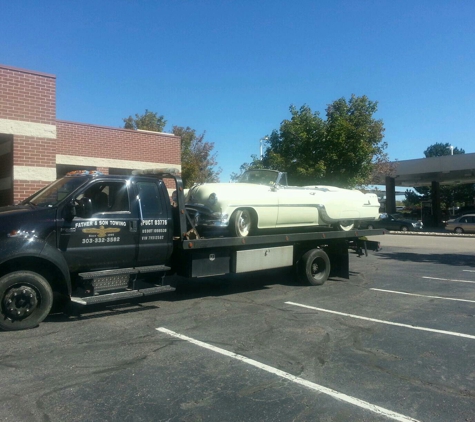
[{"x1": 0, "y1": 64, "x2": 181, "y2": 206}]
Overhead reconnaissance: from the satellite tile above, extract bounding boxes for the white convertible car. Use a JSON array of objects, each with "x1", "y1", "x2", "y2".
[{"x1": 185, "y1": 169, "x2": 380, "y2": 237}]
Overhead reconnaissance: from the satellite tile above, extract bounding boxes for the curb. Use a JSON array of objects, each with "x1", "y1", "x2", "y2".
[{"x1": 386, "y1": 230, "x2": 475, "y2": 237}]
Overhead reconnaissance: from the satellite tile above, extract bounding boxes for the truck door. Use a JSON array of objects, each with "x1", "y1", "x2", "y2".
[
  {"x1": 134, "y1": 179, "x2": 173, "y2": 267},
  {"x1": 59, "y1": 180, "x2": 139, "y2": 272}
]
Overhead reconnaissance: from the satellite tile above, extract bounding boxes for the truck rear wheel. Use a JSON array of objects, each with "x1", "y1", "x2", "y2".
[
  {"x1": 0, "y1": 271, "x2": 53, "y2": 331},
  {"x1": 298, "y1": 249, "x2": 331, "y2": 286}
]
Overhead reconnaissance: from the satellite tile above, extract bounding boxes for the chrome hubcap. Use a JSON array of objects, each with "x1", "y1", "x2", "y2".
[{"x1": 237, "y1": 212, "x2": 250, "y2": 235}]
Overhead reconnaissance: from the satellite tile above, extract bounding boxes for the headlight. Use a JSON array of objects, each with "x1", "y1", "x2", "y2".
[
  {"x1": 212, "y1": 212, "x2": 229, "y2": 223},
  {"x1": 193, "y1": 212, "x2": 200, "y2": 226},
  {"x1": 208, "y1": 193, "x2": 218, "y2": 205}
]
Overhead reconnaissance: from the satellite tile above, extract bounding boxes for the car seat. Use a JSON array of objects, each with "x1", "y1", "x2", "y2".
[{"x1": 93, "y1": 191, "x2": 109, "y2": 213}]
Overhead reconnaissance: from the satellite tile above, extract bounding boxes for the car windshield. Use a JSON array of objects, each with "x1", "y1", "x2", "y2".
[
  {"x1": 237, "y1": 170, "x2": 279, "y2": 185},
  {"x1": 21, "y1": 177, "x2": 88, "y2": 207}
]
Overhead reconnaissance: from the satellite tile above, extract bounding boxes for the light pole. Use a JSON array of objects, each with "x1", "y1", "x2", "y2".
[
  {"x1": 260, "y1": 136, "x2": 268, "y2": 160},
  {"x1": 449, "y1": 145, "x2": 454, "y2": 155}
]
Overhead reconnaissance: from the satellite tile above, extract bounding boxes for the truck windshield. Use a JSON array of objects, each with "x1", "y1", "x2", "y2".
[
  {"x1": 21, "y1": 177, "x2": 88, "y2": 207},
  {"x1": 237, "y1": 170, "x2": 279, "y2": 185}
]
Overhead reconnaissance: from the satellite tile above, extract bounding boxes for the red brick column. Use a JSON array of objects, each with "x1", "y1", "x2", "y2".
[{"x1": 0, "y1": 65, "x2": 57, "y2": 204}]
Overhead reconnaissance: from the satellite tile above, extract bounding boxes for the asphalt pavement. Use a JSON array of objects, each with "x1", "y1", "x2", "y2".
[{"x1": 1, "y1": 234, "x2": 474, "y2": 422}]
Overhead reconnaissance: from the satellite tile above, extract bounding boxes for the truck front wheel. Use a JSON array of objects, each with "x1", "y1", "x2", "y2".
[
  {"x1": 0, "y1": 271, "x2": 53, "y2": 331},
  {"x1": 298, "y1": 249, "x2": 331, "y2": 286}
]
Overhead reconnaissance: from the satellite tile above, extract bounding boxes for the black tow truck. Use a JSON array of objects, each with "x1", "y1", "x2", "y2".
[{"x1": 0, "y1": 169, "x2": 382, "y2": 331}]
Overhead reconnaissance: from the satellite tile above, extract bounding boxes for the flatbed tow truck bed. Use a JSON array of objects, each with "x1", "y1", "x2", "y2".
[{"x1": 176, "y1": 229, "x2": 384, "y2": 280}]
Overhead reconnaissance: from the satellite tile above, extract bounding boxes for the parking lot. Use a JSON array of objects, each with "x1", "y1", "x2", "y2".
[{"x1": 1, "y1": 233, "x2": 475, "y2": 421}]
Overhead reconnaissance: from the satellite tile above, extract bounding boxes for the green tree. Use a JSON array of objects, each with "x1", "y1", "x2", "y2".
[
  {"x1": 122, "y1": 111, "x2": 221, "y2": 187},
  {"x1": 424, "y1": 142, "x2": 464, "y2": 157},
  {"x1": 237, "y1": 95, "x2": 388, "y2": 188},
  {"x1": 172, "y1": 126, "x2": 221, "y2": 188},
  {"x1": 123, "y1": 109, "x2": 167, "y2": 132},
  {"x1": 230, "y1": 155, "x2": 265, "y2": 181}
]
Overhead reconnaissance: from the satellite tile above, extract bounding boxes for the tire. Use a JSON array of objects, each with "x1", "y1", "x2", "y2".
[
  {"x1": 400, "y1": 225, "x2": 409, "y2": 232},
  {"x1": 298, "y1": 249, "x2": 331, "y2": 286},
  {"x1": 229, "y1": 209, "x2": 254, "y2": 237},
  {"x1": 0, "y1": 271, "x2": 53, "y2": 331},
  {"x1": 367, "y1": 224, "x2": 374, "y2": 230},
  {"x1": 454, "y1": 227, "x2": 464, "y2": 234},
  {"x1": 337, "y1": 221, "x2": 355, "y2": 231}
]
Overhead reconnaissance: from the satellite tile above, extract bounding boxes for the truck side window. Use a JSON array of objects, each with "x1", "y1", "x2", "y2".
[
  {"x1": 81, "y1": 182, "x2": 129, "y2": 215},
  {"x1": 136, "y1": 181, "x2": 164, "y2": 218}
]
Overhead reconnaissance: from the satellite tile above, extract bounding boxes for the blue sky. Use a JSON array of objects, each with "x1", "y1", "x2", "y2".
[{"x1": 2, "y1": 1, "x2": 474, "y2": 182}]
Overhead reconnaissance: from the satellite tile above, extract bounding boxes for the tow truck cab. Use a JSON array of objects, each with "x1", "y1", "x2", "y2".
[{"x1": 0, "y1": 169, "x2": 182, "y2": 330}]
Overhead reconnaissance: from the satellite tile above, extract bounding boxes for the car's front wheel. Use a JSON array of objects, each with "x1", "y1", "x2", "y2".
[
  {"x1": 400, "y1": 225, "x2": 409, "y2": 232},
  {"x1": 230, "y1": 209, "x2": 254, "y2": 237},
  {"x1": 367, "y1": 224, "x2": 374, "y2": 230}
]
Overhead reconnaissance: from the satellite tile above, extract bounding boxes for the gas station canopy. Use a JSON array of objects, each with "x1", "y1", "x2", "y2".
[{"x1": 392, "y1": 152, "x2": 475, "y2": 187}]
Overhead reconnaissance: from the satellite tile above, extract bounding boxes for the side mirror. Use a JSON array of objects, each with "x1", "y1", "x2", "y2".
[
  {"x1": 64, "y1": 197, "x2": 93, "y2": 221},
  {"x1": 64, "y1": 201, "x2": 77, "y2": 221},
  {"x1": 75, "y1": 197, "x2": 93, "y2": 219}
]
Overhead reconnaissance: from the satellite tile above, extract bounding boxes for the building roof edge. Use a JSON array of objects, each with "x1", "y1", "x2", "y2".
[{"x1": 0, "y1": 64, "x2": 56, "y2": 79}]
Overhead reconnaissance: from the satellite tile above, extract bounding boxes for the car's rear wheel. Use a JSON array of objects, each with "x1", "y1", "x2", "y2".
[
  {"x1": 337, "y1": 220, "x2": 355, "y2": 231},
  {"x1": 367, "y1": 224, "x2": 374, "y2": 230},
  {"x1": 230, "y1": 209, "x2": 254, "y2": 237},
  {"x1": 454, "y1": 227, "x2": 464, "y2": 234}
]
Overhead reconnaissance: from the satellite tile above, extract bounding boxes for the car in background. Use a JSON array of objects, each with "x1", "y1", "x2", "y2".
[
  {"x1": 444, "y1": 214, "x2": 475, "y2": 233},
  {"x1": 185, "y1": 169, "x2": 380, "y2": 237},
  {"x1": 359, "y1": 213, "x2": 423, "y2": 231}
]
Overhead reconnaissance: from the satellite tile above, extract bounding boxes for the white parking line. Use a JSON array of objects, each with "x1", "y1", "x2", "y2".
[
  {"x1": 463, "y1": 270, "x2": 475, "y2": 273},
  {"x1": 285, "y1": 302, "x2": 475, "y2": 340},
  {"x1": 422, "y1": 276, "x2": 475, "y2": 284},
  {"x1": 371, "y1": 288, "x2": 475, "y2": 304},
  {"x1": 156, "y1": 327, "x2": 420, "y2": 422}
]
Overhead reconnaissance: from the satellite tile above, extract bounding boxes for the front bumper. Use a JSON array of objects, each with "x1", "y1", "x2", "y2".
[{"x1": 185, "y1": 204, "x2": 230, "y2": 228}]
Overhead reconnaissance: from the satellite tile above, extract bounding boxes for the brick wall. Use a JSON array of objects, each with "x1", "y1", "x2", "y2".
[
  {"x1": 0, "y1": 138, "x2": 13, "y2": 204},
  {"x1": 57, "y1": 121, "x2": 182, "y2": 195},
  {"x1": 57, "y1": 121, "x2": 181, "y2": 165},
  {"x1": 1, "y1": 64, "x2": 182, "y2": 205},
  {"x1": 13, "y1": 180, "x2": 50, "y2": 203},
  {"x1": 14, "y1": 135, "x2": 56, "y2": 167},
  {"x1": 0, "y1": 65, "x2": 56, "y2": 125},
  {"x1": 0, "y1": 65, "x2": 57, "y2": 204},
  {"x1": 12, "y1": 134, "x2": 57, "y2": 202}
]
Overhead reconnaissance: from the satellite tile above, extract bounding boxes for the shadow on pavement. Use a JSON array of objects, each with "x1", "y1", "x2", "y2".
[
  {"x1": 45, "y1": 268, "x2": 302, "y2": 324},
  {"x1": 375, "y1": 251, "x2": 475, "y2": 267}
]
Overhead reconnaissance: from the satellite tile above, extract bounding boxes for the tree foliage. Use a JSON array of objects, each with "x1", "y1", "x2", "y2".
[
  {"x1": 237, "y1": 95, "x2": 388, "y2": 188},
  {"x1": 123, "y1": 110, "x2": 221, "y2": 188},
  {"x1": 172, "y1": 126, "x2": 221, "y2": 188},
  {"x1": 123, "y1": 109, "x2": 167, "y2": 132},
  {"x1": 424, "y1": 142, "x2": 465, "y2": 157}
]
